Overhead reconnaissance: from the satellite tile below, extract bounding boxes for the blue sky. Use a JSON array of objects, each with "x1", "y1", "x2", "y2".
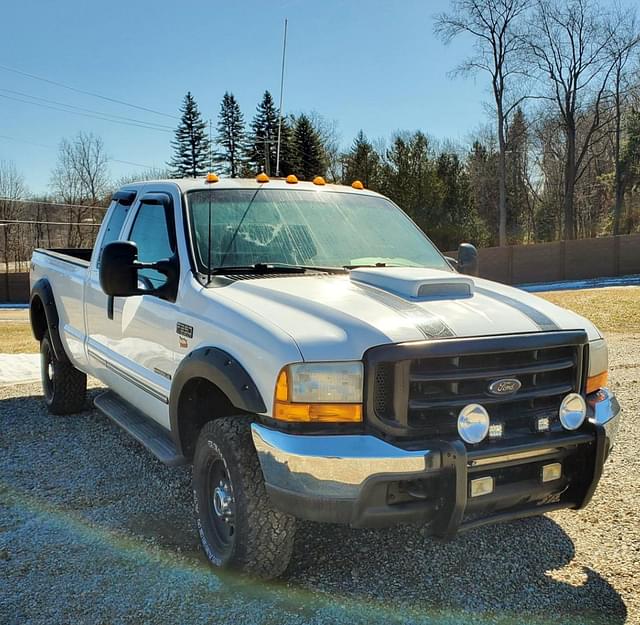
[{"x1": 2, "y1": 0, "x2": 495, "y2": 194}]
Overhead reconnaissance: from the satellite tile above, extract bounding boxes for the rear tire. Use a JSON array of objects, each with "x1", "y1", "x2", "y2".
[
  {"x1": 40, "y1": 335, "x2": 87, "y2": 415},
  {"x1": 192, "y1": 416, "x2": 296, "y2": 579}
]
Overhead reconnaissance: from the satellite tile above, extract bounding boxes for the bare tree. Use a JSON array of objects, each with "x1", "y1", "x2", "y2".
[
  {"x1": 50, "y1": 132, "x2": 110, "y2": 246},
  {"x1": 435, "y1": 0, "x2": 531, "y2": 246},
  {"x1": 607, "y1": 5, "x2": 640, "y2": 235},
  {"x1": 527, "y1": 0, "x2": 617, "y2": 240},
  {"x1": 115, "y1": 166, "x2": 172, "y2": 187},
  {"x1": 308, "y1": 112, "x2": 342, "y2": 182},
  {"x1": 0, "y1": 161, "x2": 26, "y2": 298}
]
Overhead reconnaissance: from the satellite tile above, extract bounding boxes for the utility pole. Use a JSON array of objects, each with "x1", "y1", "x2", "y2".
[
  {"x1": 208, "y1": 119, "x2": 213, "y2": 171},
  {"x1": 275, "y1": 18, "x2": 288, "y2": 177}
]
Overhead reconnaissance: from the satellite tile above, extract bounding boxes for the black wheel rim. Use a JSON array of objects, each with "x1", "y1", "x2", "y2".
[
  {"x1": 204, "y1": 458, "x2": 236, "y2": 558},
  {"x1": 41, "y1": 341, "x2": 54, "y2": 402}
]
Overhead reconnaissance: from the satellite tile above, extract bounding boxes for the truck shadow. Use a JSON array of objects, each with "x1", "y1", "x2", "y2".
[{"x1": 285, "y1": 515, "x2": 627, "y2": 623}]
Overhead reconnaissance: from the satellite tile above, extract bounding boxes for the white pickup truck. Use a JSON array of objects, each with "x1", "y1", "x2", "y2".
[{"x1": 30, "y1": 175, "x2": 620, "y2": 579}]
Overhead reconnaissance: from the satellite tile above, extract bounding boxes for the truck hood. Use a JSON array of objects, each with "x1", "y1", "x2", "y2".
[{"x1": 212, "y1": 267, "x2": 601, "y2": 361}]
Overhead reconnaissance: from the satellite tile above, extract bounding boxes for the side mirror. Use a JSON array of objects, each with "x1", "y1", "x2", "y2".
[
  {"x1": 99, "y1": 241, "x2": 141, "y2": 296},
  {"x1": 457, "y1": 243, "x2": 479, "y2": 276}
]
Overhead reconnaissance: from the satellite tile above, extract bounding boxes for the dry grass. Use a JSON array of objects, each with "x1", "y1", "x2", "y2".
[
  {"x1": 538, "y1": 286, "x2": 640, "y2": 334},
  {"x1": 0, "y1": 322, "x2": 37, "y2": 353},
  {"x1": 1, "y1": 309, "x2": 36, "y2": 353}
]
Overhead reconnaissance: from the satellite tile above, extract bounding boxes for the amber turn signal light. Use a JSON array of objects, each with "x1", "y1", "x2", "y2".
[
  {"x1": 586, "y1": 371, "x2": 608, "y2": 394},
  {"x1": 274, "y1": 402, "x2": 362, "y2": 423}
]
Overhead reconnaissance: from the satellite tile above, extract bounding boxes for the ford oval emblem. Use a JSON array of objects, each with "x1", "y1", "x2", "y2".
[{"x1": 488, "y1": 378, "x2": 521, "y2": 395}]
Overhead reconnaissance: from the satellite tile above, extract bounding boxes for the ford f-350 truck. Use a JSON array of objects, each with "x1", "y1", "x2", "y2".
[{"x1": 29, "y1": 175, "x2": 620, "y2": 578}]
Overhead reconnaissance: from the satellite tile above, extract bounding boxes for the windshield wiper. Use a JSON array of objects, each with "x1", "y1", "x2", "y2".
[
  {"x1": 210, "y1": 262, "x2": 345, "y2": 277},
  {"x1": 343, "y1": 262, "x2": 388, "y2": 269},
  {"x1": 213, "y1": 263, "x2": 315, "y2": 275}
]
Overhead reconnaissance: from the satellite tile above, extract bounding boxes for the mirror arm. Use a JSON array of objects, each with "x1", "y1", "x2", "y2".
[
  {"x1": 133, "y1": 260, "x2": 160, "y2": 271},
  {"x1": 445, "y1": 256, "x2": 459, "y2": 270}
]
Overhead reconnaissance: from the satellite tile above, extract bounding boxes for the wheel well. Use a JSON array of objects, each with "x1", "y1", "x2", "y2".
[
  {"x1": 177, "y1": 377, "x2": 240, "y2": 458},
  {"x1": 30, "y1": 295, "x2": 47, "y2": 341}
]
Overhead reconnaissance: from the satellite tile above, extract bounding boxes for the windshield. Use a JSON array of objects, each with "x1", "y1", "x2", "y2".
[{"x1": 186, "y1": 188, "x2": 451, "y2": 272}]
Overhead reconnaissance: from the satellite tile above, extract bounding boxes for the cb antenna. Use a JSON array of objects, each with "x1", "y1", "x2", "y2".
[{"x1": 275, "y1": 18, "x2": 288, "y2": 177}]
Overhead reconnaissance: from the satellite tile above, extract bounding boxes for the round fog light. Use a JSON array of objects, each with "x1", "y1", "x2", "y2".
[
  {"x1": 559, "y1": 393, "x2": 587, "y2": 430},
  {"x1": 458, "y1": 403, "x2": 490, "y2": 444}
]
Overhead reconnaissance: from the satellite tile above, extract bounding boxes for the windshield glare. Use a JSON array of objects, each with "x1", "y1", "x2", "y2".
[{"x1": 187, "y1": 188, "x2": 451, "y2": 272}]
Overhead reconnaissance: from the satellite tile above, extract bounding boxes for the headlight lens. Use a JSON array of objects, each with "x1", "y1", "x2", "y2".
[
  {"x1": 288, "y1": 362, "x2": 363, "y2": 403},
  {"x1": 559, "y1": 393, "x2": 587, "y2": 430},
  {"x1": 586, "y1": 339, "x2": 608, "y2": 393},
  {"x1": 274, "y1": 362, "x2": 363, "y2": 423}
]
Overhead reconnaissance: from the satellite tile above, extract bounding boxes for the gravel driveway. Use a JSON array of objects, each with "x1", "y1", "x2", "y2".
[{"x1": 1, "y1": 333, "x2": 638, "y2": 625}]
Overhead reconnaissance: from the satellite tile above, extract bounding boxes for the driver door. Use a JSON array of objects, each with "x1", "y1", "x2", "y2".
[{"x1": 113, "y1": 193, "x2": 181, "y2": 425}]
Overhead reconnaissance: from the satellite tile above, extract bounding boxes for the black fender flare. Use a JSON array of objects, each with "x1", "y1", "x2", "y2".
[
  {"x1": 169, "y1": 346, "x2": 267, "y2": 445},
  {"x1": 30, "y1": 278, "x2": 70, "y2": 363}
]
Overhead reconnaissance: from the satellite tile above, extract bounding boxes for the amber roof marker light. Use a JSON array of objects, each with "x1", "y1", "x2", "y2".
[
  {"x1": 312, "y1": 176, "x2": 326, "y2": 186},
  {"x1": 286, "y1": 174, "x2": 299, "y2": 184},
  {"x1": 205, "y1": 173, "x2": 219, "y2": 183},
  {"x1": 351, "y1": 180, "x2": 364, "y2": 190},
  {"x1": 256, "y1": 172, "x2": 270, "y2": 183}
]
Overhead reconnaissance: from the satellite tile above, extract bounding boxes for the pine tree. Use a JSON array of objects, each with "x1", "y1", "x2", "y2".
[
  {"x1": 343, "y1": 130, "x2": 382, "y2": 189},
  {"x1": 215, "y1": 92, "x2": 246, "y2": 178},
  {"x1": 246, "y1": 91, "x2": 279, "y2": 175},
  {"x1": 275, "y1": 115, "x2": 295, "y2": 177},
  {"x1": 290, "y1": 114, "x2": 325, "y2": 181},
  {"x1": 168, "y1": 92, "x2": 210, "y2": 178}
]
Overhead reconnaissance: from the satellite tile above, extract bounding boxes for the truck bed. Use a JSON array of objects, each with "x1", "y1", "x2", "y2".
[{"x1": 30, "y1": 247, "x2": 94, "y2": 367}]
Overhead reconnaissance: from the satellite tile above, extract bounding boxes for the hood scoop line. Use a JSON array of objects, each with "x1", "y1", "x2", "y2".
[{"x1": 349, "y1": 267, "x2": 474, "y2": 300}]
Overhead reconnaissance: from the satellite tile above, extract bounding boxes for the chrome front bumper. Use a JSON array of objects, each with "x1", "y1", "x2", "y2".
[{"x1": 251, "y1": 389, "x2": 621, "y2": 529}]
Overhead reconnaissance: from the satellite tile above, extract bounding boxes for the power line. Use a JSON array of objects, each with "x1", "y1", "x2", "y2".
[
  {"x1": 0, "y1": 63, "x2": 178, "y2": 120},
  {"x1": 0, "y1": 197, "x2": 108, "y2": 211},
  {"x1": 0, "y1": 134, "x2": 158, "y2": 169},
  {"x1": 0, "y1": 88, "x2": 173, "y2": 130},
  {"x1": 0, "y1": 219, "x2": 101, "y2": 227},
  {"x1": 0, "y1": 93, "x2": 172, "y2": 133}
]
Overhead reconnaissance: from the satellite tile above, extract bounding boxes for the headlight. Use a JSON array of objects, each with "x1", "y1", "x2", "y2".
[
  {"x1": 559, "y1": 393, "x2": 587, "y2": 430},
  {"x1": 586, "y1": 339, "x2": 608, "y2": 394},
  {"x1": 274, "y1": 362, "x2": 363, "y2": 423}
]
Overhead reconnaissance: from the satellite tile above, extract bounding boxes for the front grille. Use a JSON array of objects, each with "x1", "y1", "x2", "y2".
[{"x1": 365, "y1": 331, "x2": 588, "y2": 442}]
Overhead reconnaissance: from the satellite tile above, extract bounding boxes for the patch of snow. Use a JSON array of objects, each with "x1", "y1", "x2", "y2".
[
  {"x1": 518, "y1": 274, "x2": 640, "y2": 293},
  {"x1": 0, "y1": 353, "x2": 41, "y2": 386}
]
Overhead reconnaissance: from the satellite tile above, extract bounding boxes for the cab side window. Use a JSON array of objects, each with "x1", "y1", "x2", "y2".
[
  {"x1": 128, "y1": 202, "x2": 175, "y2": 288},
  {"x1": 96, "y1": 201, "x2": 129, "y2": 268}
]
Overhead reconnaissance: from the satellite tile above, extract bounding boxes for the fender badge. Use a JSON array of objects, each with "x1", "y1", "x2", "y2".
[
  {"x1": 488, "y1": 378, "x2": 521, "y2": 395},
  {"x1": 179, "y1": 337, "x2": 188, "y2": 349}
]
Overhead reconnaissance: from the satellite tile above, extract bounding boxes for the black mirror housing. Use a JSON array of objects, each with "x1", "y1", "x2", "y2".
[
  {"x1": 457, "y1": 243, "x2": 479, "y2": 276},
  {"x1": 99, "y1": 241, "x2": 140, "y2": 296}
]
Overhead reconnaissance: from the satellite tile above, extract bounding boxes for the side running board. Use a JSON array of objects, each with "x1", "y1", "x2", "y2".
[{"x1": 94, "y1": 390, "x2": 187, "y2": 466}]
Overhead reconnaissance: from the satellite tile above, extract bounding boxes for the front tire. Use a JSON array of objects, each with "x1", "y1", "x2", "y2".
[
  {"x1": 40, "y1": 335, "x2": 87, "y2": 415},
  {"x1": 192, "y1": 416, "x2": 296, "y2": 578}
]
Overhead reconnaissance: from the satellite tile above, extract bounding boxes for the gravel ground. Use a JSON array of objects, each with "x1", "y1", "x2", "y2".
[{"x1": 0, "y1": 333, "x2": 638, "y2": 625}]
